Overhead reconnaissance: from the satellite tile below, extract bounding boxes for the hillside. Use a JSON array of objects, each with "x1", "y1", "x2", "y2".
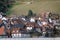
[{"x1": 9, "y1": 0, "x2": 60, "y2": 16}]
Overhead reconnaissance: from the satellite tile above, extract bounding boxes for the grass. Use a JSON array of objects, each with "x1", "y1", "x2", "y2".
[
  {"x1": 6, "y1": 10, "x2": 12, "y2": 15},
  {"x1": 6, "y1": 1, "x2": 21, "y2": 16},
  {"x1": 8, "y1": 0, "x2": 60, "y2": 16}
]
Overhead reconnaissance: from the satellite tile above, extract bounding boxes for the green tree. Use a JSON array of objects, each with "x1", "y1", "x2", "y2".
[
  {"x1": 28, "y1": 10, "x2": 33, "y2": 17},
  {"x1": 0, "y1": 0, "x2": 15, "y2": 13}
]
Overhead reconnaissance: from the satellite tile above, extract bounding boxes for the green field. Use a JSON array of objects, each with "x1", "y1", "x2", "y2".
[{"x1": 9, "y1": 0, "x2": 60, "y2": 16}]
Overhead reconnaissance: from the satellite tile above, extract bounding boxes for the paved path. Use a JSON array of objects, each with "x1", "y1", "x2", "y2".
[{"x1": 0, "y1": 38, "x2": 60, "y2": 40}]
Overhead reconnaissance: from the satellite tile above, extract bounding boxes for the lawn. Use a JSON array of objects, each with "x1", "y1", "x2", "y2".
[{"x1": 9, "y1": 0, "x2": 60, "y2": 16}]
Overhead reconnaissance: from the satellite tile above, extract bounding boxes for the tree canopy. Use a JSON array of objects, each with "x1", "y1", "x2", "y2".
[{"x1": 0, "y1": 0, "x2": 15, "y2": 13}]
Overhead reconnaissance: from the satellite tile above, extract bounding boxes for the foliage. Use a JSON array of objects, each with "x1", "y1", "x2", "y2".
[
  {"x1": 28, "y1": 10, "x2": 33, "y2": 17},
  {"x1": 27, "y1": 10, "x2": 36, "y2": 17},
  {"x1": 49, "y1": 13, "x2": 60, "y2": 19},
  {"x1": 0, "y1": 0, "x2": 15, "y2": 14}
]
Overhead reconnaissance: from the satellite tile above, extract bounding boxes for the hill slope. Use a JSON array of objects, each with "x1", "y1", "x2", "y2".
[{"x1": 9, "y1": 0, "x2": 60, "y2": 16}]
